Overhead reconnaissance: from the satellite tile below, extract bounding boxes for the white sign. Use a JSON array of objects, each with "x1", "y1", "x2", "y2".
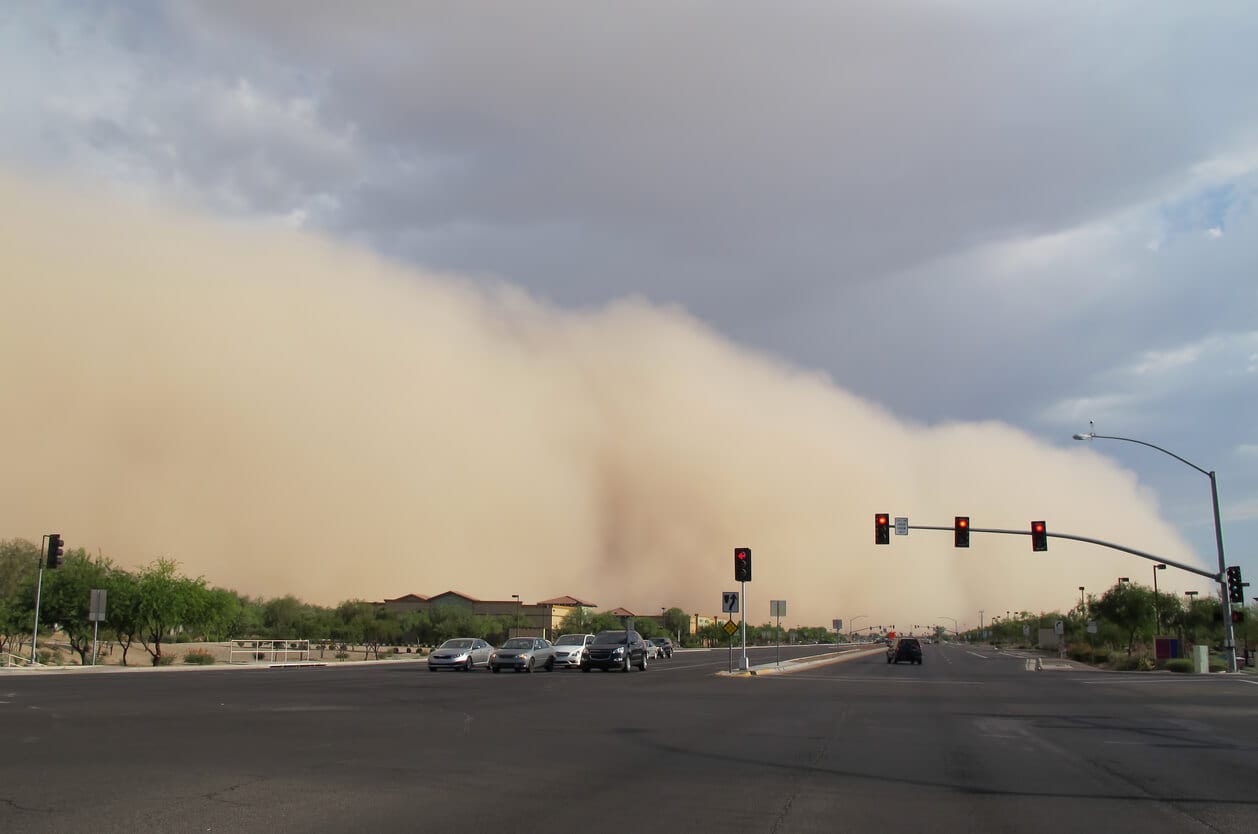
[
  {"x1": 895, "y1": 517, "x2": 909, "y2": 536},
  {"x1": 1022, "y1": 625, "x2": 1030, "y2": 637},
  {"x1": 722, "y1": 591, "x2": 739, "y2": 613},
  {"x1": 1087, "y1": 620, "x2": 1098, "y2": 634},
  {"x1": 833, "y1": 618, "x2": 843, "y2": 631},
  {"x1": 1054, "y1": 619, "x2": 1065, "y2": 636},
  {"x1": 770, "y1": 600, "x2": 786, "y2": 617}
]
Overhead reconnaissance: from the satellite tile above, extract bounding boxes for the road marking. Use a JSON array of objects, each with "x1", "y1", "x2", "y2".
[{"x1": 966, "y1": 651, "x2": 989, "y2": 660}]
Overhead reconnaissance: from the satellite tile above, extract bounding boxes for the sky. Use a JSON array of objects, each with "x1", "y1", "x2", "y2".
[{"x1": 2, "y1": 2, "x2": 1255, "y2": 631}]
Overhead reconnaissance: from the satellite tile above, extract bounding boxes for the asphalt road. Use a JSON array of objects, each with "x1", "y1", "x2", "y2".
[{"x1": 2, "y1": 642, "x2": 1256, "y2": 833}]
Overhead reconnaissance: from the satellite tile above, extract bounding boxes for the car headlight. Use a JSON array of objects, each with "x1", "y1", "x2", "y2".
[{"x1": 612, "y1": 647, "x2": 625, "y2": 656}]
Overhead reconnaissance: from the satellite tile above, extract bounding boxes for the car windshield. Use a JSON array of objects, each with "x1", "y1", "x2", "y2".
[
  {"x1": 555, "y1": 635, "x2": 587, "y2": 645},
  {"x1": 501, "y1": 638, "x2": 533, "y2": 649},
  {"x1": 440, "y1": 639, "x2": 473, "y2": 649},
  {"x1": 652, "y1": 638, "x2": 667, "y2": 644},
  {"x1": 593, "y1": 631, "x2": 632, "y2": 645}
]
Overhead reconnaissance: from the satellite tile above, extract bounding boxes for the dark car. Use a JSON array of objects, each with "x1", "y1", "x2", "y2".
[
  {"x1": 650, "y1": 637, "x2": 673, "y2": 658},
  {"x1": 887, "y1": 637, "x2": 923, "y2": 665},
  {"x1": 581, "y1": 630, "x2": 649, "y2": 672}
]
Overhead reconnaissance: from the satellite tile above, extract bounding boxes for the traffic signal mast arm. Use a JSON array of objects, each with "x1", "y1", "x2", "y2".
[{"x1": 904, "y1": 523, "x2": 1220, "y2": 582}]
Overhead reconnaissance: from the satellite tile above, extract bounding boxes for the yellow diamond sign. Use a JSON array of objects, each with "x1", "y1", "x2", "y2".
[{"x1": 723, "y1": 619, "x2": 739, "y2": 636}]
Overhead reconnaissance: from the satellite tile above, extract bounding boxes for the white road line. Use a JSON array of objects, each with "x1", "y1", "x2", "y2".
[{"x1": 966, "y1": 651, "x2": 989, "y2": 660}]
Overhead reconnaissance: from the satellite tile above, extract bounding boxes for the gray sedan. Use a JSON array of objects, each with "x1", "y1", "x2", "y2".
[
  {"x1": 490, "y1": 637, "x2": 556, "y2": 673},
  {"x1": 427, "y1": 638, "x2": 494, "y2": 671}
]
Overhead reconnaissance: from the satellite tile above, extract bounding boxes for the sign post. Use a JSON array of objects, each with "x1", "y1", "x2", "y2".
[
  {"x1": 88, "y1": 589, "x2": 108, "y2": 666},
  {"x1": 770, "y1": 600, "x2": 787, "y2": 665}
]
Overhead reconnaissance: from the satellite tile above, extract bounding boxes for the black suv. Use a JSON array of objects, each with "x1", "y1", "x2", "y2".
[
  {"x1": 582, "y1": 630, "x2": 649, "y2": 672},
  {"x1": 887, "y1": 637, "x2": 923, "y2": 665}
]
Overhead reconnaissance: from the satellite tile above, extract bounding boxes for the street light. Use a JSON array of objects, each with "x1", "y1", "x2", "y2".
[
  {"x1": 1153, "y1": 564, "x2": 1166, "y2": 633},
  {"x1": 1078, "y1": 586, "x2": 1086, "y2": 612},
  {"x1": 1185, "y1": 590, "x2": 1198, "y2": 601},
  {"x1": 1074, "y1": 430, "x2": 1236, "y2": 671},
  {"x1": 511, "y1": 594, "x2": 520, "y2": 636},
  {"x1": 1119, "y1": 577, "x2": 1130, "y2": 584}
]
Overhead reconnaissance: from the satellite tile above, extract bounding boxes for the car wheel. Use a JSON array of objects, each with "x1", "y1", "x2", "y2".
[
  {"x1": 465, "y1": 658, "x2": 474, "y2": 671},
  {"x1": 428, "y1": 666, "x2": 436, "y2": 672},
  {"x1": 622, "y1": 654, "x2": 632, "y2": 673},
  {"x1": 545, "y1": 657, "x2": 555, "y2": 672},
  {"x1": 524, "y1": 658, "x2": 534, "y2": 674},
  {"x1": 492, "y1": 666, "x2": 500, "y2": 674},
  {"x1": 638, "y1": 653, "x2": 648, "y2": 672},
  {"x1": 887, "y1": 657, "x2": 892, "y2": 664},
  {"x1": 582, "y1": 664, "x2": 591, "y2": 673}
]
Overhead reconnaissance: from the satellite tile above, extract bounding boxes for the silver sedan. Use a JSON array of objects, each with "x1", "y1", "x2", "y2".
[
  {"x1": 427, "y1": 638, "x2": 494, "y2": 671},
  {"x1": 490, "y1": 637, "x2": 556, "y2": 673}
]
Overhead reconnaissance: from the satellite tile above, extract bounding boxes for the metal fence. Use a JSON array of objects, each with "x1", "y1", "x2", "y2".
[{"x1": 227, "y1": 640, "x2": 311, "y2": 664}]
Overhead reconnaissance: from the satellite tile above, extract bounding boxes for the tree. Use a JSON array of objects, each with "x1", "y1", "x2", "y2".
[
  {"x1": 105, "y1": 567, "x2": 141, "y2": 665},
  {"x1": 201, "y1": 588, "x2": 246, "y2": 641},
  {"x1": 0, "y1": 539, "x2": 39, "y2": 656},
  {"x1": 134, "y1": 559, "x2": 210, "y2": 666},
  {"x1": 662, "y1": 607, "x2": 689, "y2": 642},
  {"x1": 36, "y1": 549, "x2": 112, "y2": 664},
  {"x1": 1091, "y1": 582, "x2": 1156, "y2": 654}
]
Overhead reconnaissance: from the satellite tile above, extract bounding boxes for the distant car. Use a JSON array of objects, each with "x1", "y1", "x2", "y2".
[
  {"x1": 643, "y1": 640, "x2": 662, "y2": 660},
  {"x1": 582, "y1": 630, "x2": 649, "y2": 672},
  {"x1": 490, "y1": 637, "x2": 556, "y2": 673},
  {"x1": 427, "y1": 638, "x2": 494, "y2": 671},
  {"x1": 650, "y1": 637, "x2": 673, "y2": 658},
  {"x1": 887, "y1": 637, "x2": 923, "y2": 665},
  {"x1": 552, "y1": 633, "x2": 595, "y2": 668}
]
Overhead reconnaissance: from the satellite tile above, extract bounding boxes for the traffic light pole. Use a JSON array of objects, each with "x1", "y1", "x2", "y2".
[
  {"x1": 31, "y1": 535, "x2": 47, "y2": 663},
  {"x1": 740, "y1": 580, "x2": 748, "y2": 671},
  {"x1": 907, "y1": 524, "x2": 1219, "y2": 582}
]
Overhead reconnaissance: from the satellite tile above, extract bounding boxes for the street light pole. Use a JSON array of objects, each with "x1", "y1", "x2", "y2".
[
  {"x1": 1074, "y1": 431, "x2": 1236, "y2": 672},
  {"x1": 1078, "y1": 586, "x2": 1086, "y2": 614},
  {"x1": 1153, "y1": 563, "x2": 1166, "y2": 634},
  {"x1": 511, "y1": 594, "x2": 520, "y2": 637}
]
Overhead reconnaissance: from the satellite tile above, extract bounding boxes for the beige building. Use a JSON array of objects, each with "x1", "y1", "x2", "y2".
[
  {"x1": 379, "y1": 591, "x2": 599, "y2": 638},
  {"x1": 378, "y1": 591, "x2": 694, "y2": 639}
]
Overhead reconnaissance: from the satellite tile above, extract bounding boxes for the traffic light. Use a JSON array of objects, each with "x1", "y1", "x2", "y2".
[
  {"x1": 734, "y1": 547, "x2": 752, "y2": 582},
  {"x1": 954, "y1": 517, "x2": 969, "y2": 548},
  {"x1": 875, "y1": 514, "x2": 890, "y2": 545},
  {"x1": 1226, "y1": 565, "x2": 1244, "y2": 603},
  {"x1": 46, "y1": 533, "x2": 64, "y2": 569},
  {"x1": 1031, "y1": 521, "x2": 1047, "y2": 552}
]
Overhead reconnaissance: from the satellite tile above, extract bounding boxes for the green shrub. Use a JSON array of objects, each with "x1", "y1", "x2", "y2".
[
  {"x1": 1112, "y1": 655, "x2": 1141, "y2": 671},
  {"x1": 157, "y1": 654, "x2": 175, "y2": 666},
  {"x1": 1091, "y1": 648, "x2": 1111, "y2": 664},
  {"x1": 1135, "y1": 656, "x2": 1155, "y2": 671},
  {"x1": 183, "y1": 649, "x2": 215, "y2": 665},
  {"x1": 335, "y1": 651, "x2": 350, "y2": 661},
  {"x1": 1165, "y1": 659, "x2": 1193, "y2": 673},
  {"x1": 1209, "y1": 657, "x2": 1227, "y2": 672}
]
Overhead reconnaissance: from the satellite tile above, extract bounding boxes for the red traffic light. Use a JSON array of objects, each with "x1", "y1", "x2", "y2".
[
  {"x1": 954, "y1": 516, "x2": 970, "y2": 548},
  {"x1": 734, "y1": 547, "x2": 752, "y2": 581},
  {"x1": 1031, "y1": 520, "x2": 1048, "y2": 552},
  {"x1": 875, "y1": 514, "x2": 890, "y2": 545}
]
